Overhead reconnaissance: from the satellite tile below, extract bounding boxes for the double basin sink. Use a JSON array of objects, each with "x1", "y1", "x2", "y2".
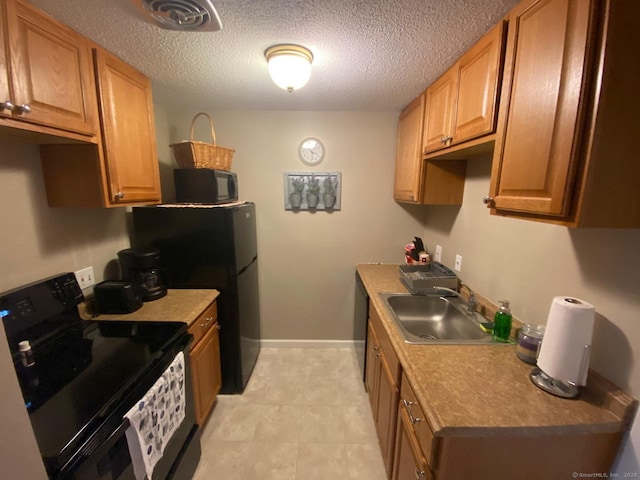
[{"x1": 379, "y1": 292, "x2": 500, "y2": 345}]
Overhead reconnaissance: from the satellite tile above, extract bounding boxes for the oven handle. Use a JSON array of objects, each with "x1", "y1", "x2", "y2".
[{"x1": 57, "y1": 417, "x2": 131, "y2": 479}]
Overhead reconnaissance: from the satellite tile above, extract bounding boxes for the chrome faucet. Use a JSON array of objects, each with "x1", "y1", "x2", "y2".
[{"x1": 433, "y1": 286, "x2": 476, "y2": 314}]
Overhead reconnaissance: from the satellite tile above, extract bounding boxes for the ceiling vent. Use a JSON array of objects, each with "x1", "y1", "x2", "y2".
[{"x1": 131, "y1": 0, "x2": 222, "y2": 32}]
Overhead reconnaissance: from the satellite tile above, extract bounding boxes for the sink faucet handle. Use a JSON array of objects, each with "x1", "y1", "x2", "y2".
[{"x1": 467, "y1": 292, "x2": 477, "y2": 312}]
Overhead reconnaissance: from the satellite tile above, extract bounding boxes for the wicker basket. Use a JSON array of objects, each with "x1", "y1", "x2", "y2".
[{"x1": 170, "y1": 112, "x2": 235, "y2": 171}]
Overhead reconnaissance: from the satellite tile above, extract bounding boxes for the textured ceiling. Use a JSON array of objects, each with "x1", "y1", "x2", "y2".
[{"x1": 28, "y1": 0, "x2": 519, "y2": 112}]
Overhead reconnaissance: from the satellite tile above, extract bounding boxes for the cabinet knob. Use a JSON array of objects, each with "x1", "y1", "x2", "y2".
[
  {"x1": 114, "y1": 192, "x2": 124, "y2": 200},
  {"x1": 16, "y1": 104, "x2": 31, "y2": 114},
  {"x1": 483, "y1": 196, "x2": 494, "y2": 207},
  {"x1": 440, "y1": 136, "x2": 447, "y2": 144},
  {"x1": 200, "y1": 316, "x2": 214, "y2": 328},
  {"x1": 1, "y1": 100, "x2": 16, "y2": 112},
  {"x1": 215, "y1": 324, "x2": 221, "y2": 330},
  {"x1": 415, "y1": 468, "x2": 426, "y2": 479}
]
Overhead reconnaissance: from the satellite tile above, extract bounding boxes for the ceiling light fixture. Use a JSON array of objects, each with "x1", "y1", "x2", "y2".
[{"x1": 264, "y1": 44, "x2": 313, "y2": 93}]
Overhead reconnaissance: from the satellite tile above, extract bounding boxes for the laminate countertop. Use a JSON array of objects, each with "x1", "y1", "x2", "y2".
[
  {"x1": 357, "y1": 263, "x2": 637, "y2": 437},
  {"x1": 79, "y1": 289, "x2": 219, "y2": 327}
]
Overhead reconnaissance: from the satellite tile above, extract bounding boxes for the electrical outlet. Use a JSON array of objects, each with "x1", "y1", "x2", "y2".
[
  {"x1": 75, "y1": 266, "x2": 95, "y2": 290},
  {"x1": 435, "y1": 245, "x2": 442, "y2": 263},
  {"x1": 454, "y1": 254, "x2": 462, "y2": 272}
]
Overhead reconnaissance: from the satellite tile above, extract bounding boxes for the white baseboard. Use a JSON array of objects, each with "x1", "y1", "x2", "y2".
[{"x1": 261, "y1": 339, "x2": 356, "y2": 349}]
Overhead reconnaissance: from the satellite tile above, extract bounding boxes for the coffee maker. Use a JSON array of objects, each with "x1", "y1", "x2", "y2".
[{"x1": 117, "y1": 248, "x2": 167, "y2": 301}]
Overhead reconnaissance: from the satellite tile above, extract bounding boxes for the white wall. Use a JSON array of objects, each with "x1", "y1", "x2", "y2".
[
  {"x1": 420, "y1": 155, "x2": 640, "y2": 474},
  {"x1": 160, "y1": 110, "x2": 428, "y2": 339}
]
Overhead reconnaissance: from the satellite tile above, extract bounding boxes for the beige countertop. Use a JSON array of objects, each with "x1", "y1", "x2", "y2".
[
  {"x1": 357, "y1": 263, "x2": 636, "y2": 437},
  {"x1": 79, "y1": 289, "x2": 219, "y2": 326}
]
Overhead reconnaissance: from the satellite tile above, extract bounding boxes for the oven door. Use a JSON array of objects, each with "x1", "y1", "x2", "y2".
[{"x1": 62, "y1": 340, "x2": 199, "y2": 480}]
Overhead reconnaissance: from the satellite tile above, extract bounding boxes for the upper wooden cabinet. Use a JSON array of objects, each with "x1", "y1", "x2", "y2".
[
  {"x1": 93, "y1": 47, "x2": 161, "y2": 205},
  {"x1": 0, "y1": 0, "x2": 97, "y2": 137},
  {"x1": 422, "y1": 69, "x2": 457, "y2": 153},
  {"x1": 393, "y1": 94, "x2": 425, "y2": 203},
  {"x1": 0, "y1": 3, "x2": 10, "y2": 117},
  {"x1": 394, "y1": 20, "x2": 504, "y2": 206},
  {"x1": 488, "y1": 0, "x2": 640, "y2": 227},
  {"x1": 393, "y1": 92, "x2": 466, "y2": 205},
  {"x1": 423, "y1": 21, "x2": 505, "y2": 154},
  {"x1": 40, "y1": 47, "x2": 162, "y2": 207}
]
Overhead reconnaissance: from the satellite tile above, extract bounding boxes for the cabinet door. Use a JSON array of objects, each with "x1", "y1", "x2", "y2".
[
  {"x1": 377, "y1": 353, "x2": 399, "y2": 478},
  {"x1": 0, "y1": 2, "x2": 10, "y2": 118},
  {"x1": 423, "y1": 68, "x2": 457, "y2": 153},
  {"x1": 5, "y1": 0, "x2": 96, "y2": 134},
  {"x1": 190, "y1": 323, "x2": 221, "y2": 426},
  {"x1": 392, "y1": 407, "x2": 433, "y2": 480},
  {"x1": 393, "y1": 94, "x2": 425, "y2": 203},
  {"x1": 94, "y1": 47, "x2": 161, "y2": 205},
  {"x1": 452, "y1": 21, "x2": 505, "y2": 145},
  {"x1": 365, "y1": 322, "x2": 381, "y2": 420},
  {"x1": 489, "y1": 0, "x2": 593, "y2": 216}
]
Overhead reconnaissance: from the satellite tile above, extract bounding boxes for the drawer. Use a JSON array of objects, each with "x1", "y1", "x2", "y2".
[
  {"x1": 400, "y1": 372, "x2": 437, "y2": 469},
  {"x1": 188, "y1": 300, "x2": 218, "y2": 347}
]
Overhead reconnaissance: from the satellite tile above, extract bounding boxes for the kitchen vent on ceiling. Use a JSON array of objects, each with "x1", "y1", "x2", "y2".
[{"x1": 131, "y1": 0, "x2": 222, "y2": 31}]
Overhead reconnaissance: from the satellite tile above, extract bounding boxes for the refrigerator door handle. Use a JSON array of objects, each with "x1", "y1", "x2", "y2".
[{"x1": 237, "y1": 256, "x2": 258, "y2": 276}]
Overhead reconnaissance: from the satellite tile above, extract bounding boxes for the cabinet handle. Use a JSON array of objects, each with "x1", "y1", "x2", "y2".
[
  {"x1": 415, "y1": 468, "x2": 426, "y2": 479},
  {"x1": 440, "y1": 136, "x2": 447, "y2": 144},
  {"x1": 482, "y1": 196, "x2": 494, "y2": 207},
  {"x1": 114, "y1": 192, "x2": 124, "y2": 200},
  {"x1": 215, "y1": 324, "x2": 221, "y2": 330},
  {"x1": 1, "y1": 100, "x2": 15, "y2": 112},
  {"x1": 402, "y1": 399, "x2": 422, "y2": 424},
  {"x1": 373, "y1": 346, "x2": 380, "y2": 351},
  {"x1": 200, "y1": 316, "x2": 214, "y2": 328},
  {"x1": 16, "y1": 104, "x2": 31, "y2": 115}
]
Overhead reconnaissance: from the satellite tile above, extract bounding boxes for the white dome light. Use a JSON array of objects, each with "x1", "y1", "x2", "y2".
[{"x1": 265, "y1": 44, "x2": 313, "y2": 93}]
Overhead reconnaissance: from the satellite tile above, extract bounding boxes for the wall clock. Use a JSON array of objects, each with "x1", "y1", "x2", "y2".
[{"x1": 298, "y1": 137, "x2": 325, "y2": 166}]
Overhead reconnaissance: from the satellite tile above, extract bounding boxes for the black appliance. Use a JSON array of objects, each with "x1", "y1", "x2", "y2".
[
  {"x1": 0, "y1": 273, "x2": 200, "y2": 480},
  {"x1": 93, "y1": 280, "x2": 143, "y2": 314},
  {"x1": 118, "y1": 247, "x2": 168, "y2": 302},
  {"x1": 354, "y1": 270, "x2": 369, "y2": 384},
  {"x1": 174, "y1": 168, "x2": 238, "y2": 204},
  {"x1": 131, "y1": 202, "x2": 261, "y2": 394}
]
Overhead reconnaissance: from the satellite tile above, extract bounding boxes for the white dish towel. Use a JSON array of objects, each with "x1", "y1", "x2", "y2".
[{"x1": 124, "y1": 351, "x2": 186, "y2": 480}]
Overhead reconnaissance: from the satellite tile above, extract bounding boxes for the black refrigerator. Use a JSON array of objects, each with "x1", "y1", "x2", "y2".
[{"x1": 131, "y1": 202, "x2": 260, "y2": 394}]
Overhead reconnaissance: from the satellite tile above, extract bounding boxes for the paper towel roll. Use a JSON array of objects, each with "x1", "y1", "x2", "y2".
[{"x1": 537, "y1": 296, "x2": 595, "y2": 386}]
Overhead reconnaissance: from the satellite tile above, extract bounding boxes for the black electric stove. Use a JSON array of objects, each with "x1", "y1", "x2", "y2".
[{"x1": 1, "y1": 273, "x2": 199, "y2": 479}]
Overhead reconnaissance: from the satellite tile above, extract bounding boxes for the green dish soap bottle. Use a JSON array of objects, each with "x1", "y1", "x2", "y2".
[{"x1": 492, "y1": 300, "x2": 512, "y2": 342}]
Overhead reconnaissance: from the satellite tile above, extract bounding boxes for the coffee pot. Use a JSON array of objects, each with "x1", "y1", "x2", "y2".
[{"x1": 117, "y1": 248, "x2": 167, "y2": 301}]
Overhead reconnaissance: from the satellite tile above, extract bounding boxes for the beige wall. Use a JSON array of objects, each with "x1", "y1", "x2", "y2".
[
  {"x1": 0, "y1": 137, "x2": 131, "y2": 291},
  {"x1": 161, "y1": 110, "x2": 428, "y2": 339},
  {"x1": 0, "y1": 104, "x2": 172, "y2": 475},
  {"x1": 420, "y1": 155, "x2": 640, "y2": 472}
]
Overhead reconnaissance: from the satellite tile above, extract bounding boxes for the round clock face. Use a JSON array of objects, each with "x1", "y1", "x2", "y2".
[{"x1": 298, "y1": 137, "x2": 325, "y2": 166}]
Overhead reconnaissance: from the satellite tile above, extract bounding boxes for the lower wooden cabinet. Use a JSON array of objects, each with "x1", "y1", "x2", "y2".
[
  {"x1": 366, "y1": 306, "x2": 401, "y2": 478},
  {"x1": 392, "y1": 407, "x2": 433, "y2": 480},
  {"x1": 188, "y1": 300, "x2": 221, "y2": 426}
]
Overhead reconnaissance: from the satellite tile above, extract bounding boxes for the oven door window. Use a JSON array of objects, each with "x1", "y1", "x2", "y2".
[{"x1": 73, "y1": 431, "x2": 135, "y2": 480}]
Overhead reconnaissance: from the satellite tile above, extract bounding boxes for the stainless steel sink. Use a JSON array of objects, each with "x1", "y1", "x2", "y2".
[{"x1": 379, "y1": 293, "x2": 499, "y2": 344}]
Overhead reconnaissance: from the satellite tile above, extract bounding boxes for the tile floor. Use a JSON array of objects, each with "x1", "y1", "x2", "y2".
[{"x1": 192, "y1": 347, "x2": 387, "y2": 480}]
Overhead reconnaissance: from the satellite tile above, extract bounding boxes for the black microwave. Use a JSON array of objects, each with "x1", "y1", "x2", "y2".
[{"x1": 174, "y1": 168, "x2": 238, "y2": 204}]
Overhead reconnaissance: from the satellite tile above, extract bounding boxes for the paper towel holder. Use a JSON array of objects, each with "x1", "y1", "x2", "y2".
[{"x1": 530, "y1": 344, "x2": 591, "y2": 398}]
